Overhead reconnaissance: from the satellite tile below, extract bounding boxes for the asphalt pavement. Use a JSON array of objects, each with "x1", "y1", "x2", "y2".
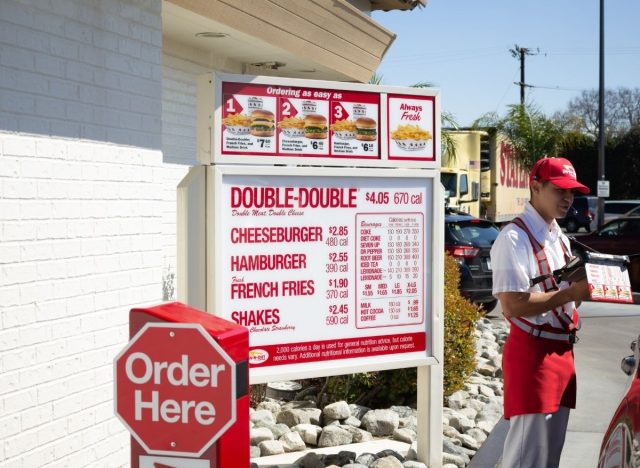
[{"x1": 476, "y1": 300, "x2": 640, "y2": 468}]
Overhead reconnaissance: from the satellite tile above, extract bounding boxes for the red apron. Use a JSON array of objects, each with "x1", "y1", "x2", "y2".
[
  {"x1": 502, "y1": 218, "x2": 578, "y2": 419},
  {"x1": 503, "y1": 324, "x2": 576, "y2": 418}
]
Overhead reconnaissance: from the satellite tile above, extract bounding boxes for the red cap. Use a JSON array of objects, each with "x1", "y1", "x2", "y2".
[{"x1": 530, "y1": 157, "x2": 590, "y2": 194}]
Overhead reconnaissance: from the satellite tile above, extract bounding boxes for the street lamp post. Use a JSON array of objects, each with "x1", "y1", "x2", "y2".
[{"x1": 597, "y1": 0, "x2": 606, "y2": 228}]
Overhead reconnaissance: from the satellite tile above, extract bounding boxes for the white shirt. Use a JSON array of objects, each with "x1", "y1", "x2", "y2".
[{"x1": 491, "y1": 201, "x2": 575, "y2": 327}]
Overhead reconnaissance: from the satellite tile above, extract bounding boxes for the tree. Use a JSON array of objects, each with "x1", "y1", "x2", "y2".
[
  {"x1": 474, "y1": 104, "x2": 563, "y2": 170},
  {"x1": 555, "y1": 87, "x2": 640, "y2": 139}
]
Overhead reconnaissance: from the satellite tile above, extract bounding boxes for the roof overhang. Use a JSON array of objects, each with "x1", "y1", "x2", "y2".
[
  {"x1": 163, "y1": 0, "x2": 398, "y2": 82},
  {"x1": 370, "y1": 0, "x2": 427, "y2": 11}
]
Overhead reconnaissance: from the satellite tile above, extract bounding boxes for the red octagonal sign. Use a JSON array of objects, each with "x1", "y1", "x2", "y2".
[{"x1": 115, "y1": 323, "x2": 236, "y2": 457}]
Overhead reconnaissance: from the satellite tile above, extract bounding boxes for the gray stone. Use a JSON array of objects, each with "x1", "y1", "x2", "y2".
[
  {"x1": 392, "y1": 427, "x2": 416, "y2": 443},
  {"x1": 442, "y1": 424, "x2": 461, "y2": 439},
  {"x1": 318, "y1": 425, "x2": 353, "y2": 447},
  {"x1": 356, "y1": 453, "x2": 378, "y2": 465},
  {"x1": 468, "y1": 399, "x2": 485, "y2": 413},
  {"x1": 478, "y1": 384, "x2": 496, "y2": 398},
  {"x1": 466, "y1": 427, "x2": 488, "y2": 444},
  {"x1": 459, "y1": 407, "x2": 478, "y2": 420},
  {"x1": 349, "y1": 403, "x2": 371, "y2": 419},
  {"x1": 443, "y1": 438, "x2": 470, "y2": 464},
  {"x1": 323, "y1": 400, "x2": 351, "y2": 420},
  {"x1": 292, "y1": 423, "x2": 322, "y2": 445},
  {"x1": 456, "y1": 433, "x2": 480, "y2": 450},
  {"x1": 278, "y1": 409, "x2": 311, "y2": 427},
  {"x1": 448, "y1": 415, "x2": 475, "y2": 433},
  {"x1": 250, "y1": 427, "x2": 274, "y2": 445},
  {"x1": 295, "y1": 452, "x2": 325, "y2": 468},
  {"x1": 343, "y1": 465, "x2": 369, "y2": 468},
  {"x1": 442, "y1": 453, "x2": 465, "y2": 468},
  {"x1": 257, "y1": 400, "x2": 282, "y2": 417},
  {"x1": 446, "y1": 390, "x2": 469, "y2": 410},
  {"x1": 371, "y1": 456, "x2": 404, "y2": 468},
  {"x1": 282, "y1": 400, "x2": 317, "y2": 411},
  {"x1": 405, "y1": 442, "x2": 418, "y2": 461},
  {"x1": 342, "y1": 425, "x2": 374, "y2": 443},
  {"x1": 443, "y1": 464, "x2": 460, "y2": 468},
  {"x1": 477, "y1": 419, "x2": 497, "y2": 434},
  {"x1": 464, "y1": 383, "x2": 479, "y2": 395},
  {"x1": 280, "y1": 431, "x2": 306, "y2": 452},
  {"x1": 390, "y1": 405, "x2": 415, "y2": 418},
  {"x1": 249, "y1": 445, "x2": 261, "y2": 458},
  {"x1": 277, "y1": 407, "x2": 321, "y2": 427},
  {"x1": 362, "y1": 409, "x2": 400, "y2": 436},
  {"x1": 403, "y1": 462, "x2": 427, "y2": 468},
  {"x1": 399, "y1": 415, "x2": 417, "y2": 431},
  {"x1": 343, "y1": 415, "x2": 362, "y2": 427},
  {"x1": 270, "y1": 423, "x2": 291, "y2": 439},
  {"x1": 258, "y1": 439, "x2": 284, "y2": 456},
  {"x1": 250, "y1": 409, "x2": 276, "y2": 426},
  {"x1": 323, "y1": 418, "x2": 341, "y2": 427},
  {"x1": 477, "y1": 363, "x2": 498, "y2": 377}
]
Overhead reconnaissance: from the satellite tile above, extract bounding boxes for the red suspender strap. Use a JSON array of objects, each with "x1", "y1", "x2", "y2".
[{"x1": 509, "y1": 217, "x2": 577, "y2": 333}]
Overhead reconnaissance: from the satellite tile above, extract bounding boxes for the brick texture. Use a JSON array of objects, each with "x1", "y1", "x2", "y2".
[{"x1": 0, "y1": 0, "x2": 163, "y2": 466}]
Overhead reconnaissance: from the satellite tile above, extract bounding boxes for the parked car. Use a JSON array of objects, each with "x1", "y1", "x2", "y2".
[
  {"x1": 558, "y1": 195, "x2": 597, "y2": 232},
  {"x1": 598, "y1": 335, "x2": 640, "y2": 467},
  {"x1": 624, "y1": 205, "x2": 640, "y2": 217},
  {"x1": 570, "y1": 217, "x2": 640, "y2": 295},
  {"x1": 604, "y1": 200, "x2": 640, "y2": 223},
  {"x1": 445, "y1": 212, "x2": 500, "y2": 312}
]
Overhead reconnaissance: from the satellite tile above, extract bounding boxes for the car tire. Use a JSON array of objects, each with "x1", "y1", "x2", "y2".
[
  {"x1": 565, "y1": 218, "x2": 578, "y2": 233},
  {"x1": 480, "y1": 299, "x2": 498, "y2": 313}
]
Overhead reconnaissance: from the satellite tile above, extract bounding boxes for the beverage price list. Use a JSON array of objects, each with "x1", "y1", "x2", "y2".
[{"x1": 216, "y1": 172, "x2": 432, "y2": 368}]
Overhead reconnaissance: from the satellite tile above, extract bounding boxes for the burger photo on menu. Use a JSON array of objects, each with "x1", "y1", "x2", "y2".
[
  {"x1": 330, "y1": 119, "x2": 357, "y2": 140},
  {"x1": 303, "y1": 114, "x2": 328, "y2": 139},
  {"x1": 277, "y1": 116, "x2": 305, "y2": 139},
  {"x1": 391, "y1": 124, "x2": 432, "y2": 151},
  {"x1": 250, "y1": 109, "x2": 275, "y2": 137},
  {"x1": 222, "y1": 113, "x2": 251, "y2": 135},
  {"x1": 355, "y1": 117, "x2": 377, "y2": 141}
]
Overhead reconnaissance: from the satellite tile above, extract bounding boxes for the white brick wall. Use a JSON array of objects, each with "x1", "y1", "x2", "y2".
[
  {"x1": 160, "y1": 51, "x2": 214, "y2": 298},
  {"x1": 0, "y1": 0, "x2": 162, "y2": 148},
  {"x1": 0, "y1": 134, "x2": 164, "y2": 467},
  {"x1": 0, "y1": 0, "x2": 163, "y2": 466}
]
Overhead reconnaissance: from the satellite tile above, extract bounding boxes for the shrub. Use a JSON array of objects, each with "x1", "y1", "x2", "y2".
[{"x1": 443, "y1": 252, "x2": 480, "y2": 397}]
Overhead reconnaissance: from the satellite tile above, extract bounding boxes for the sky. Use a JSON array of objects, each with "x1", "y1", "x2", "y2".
[{"x1": 372, "y1": 0, "x2": 640, "y2": 127}]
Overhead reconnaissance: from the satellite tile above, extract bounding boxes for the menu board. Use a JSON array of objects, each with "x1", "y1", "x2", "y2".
[
  {"x1": 221, "y1": 82, "x2": 380, "y2": 159},
  {"x1": 585, "y1": 262, "x2": 633, "y2": 303},
  {"x1": 215, "y1": 170, "x2": 433, "y2": 369},
  {"x1": 201, "y1": 73, "x2": 441, "y2": 168}
]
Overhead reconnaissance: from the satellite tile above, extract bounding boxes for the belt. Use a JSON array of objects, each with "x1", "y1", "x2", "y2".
[{"x1": 511, "y1": 318, "x2": 579, "y2": 344}]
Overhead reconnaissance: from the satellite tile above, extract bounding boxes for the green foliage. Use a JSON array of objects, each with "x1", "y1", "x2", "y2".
[{"x1": 443, "y1": 253, "x2": 481, "y2": 397}]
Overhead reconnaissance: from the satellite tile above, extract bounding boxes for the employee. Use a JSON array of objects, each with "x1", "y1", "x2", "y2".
[{"x1": 490, "y1": 157, "x2": 591, "y2": 468}]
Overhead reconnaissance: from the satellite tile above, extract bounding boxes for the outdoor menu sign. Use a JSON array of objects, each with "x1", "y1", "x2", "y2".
[
  {"x1": 585, "y1": 259, "x2": 633, "y2": 303},
  {"x1": 197, "y1": 73, "x2": 440, "y2": 169},
  {"x1": 207, "y1": 165, "x2": 441, "y2": 382}
]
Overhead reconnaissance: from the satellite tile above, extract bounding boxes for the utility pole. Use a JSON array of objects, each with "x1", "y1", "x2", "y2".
[
  {"x1": 509, "y1": 45, "x2": 539, "y2": 105},
  {"x1": 597, "y1": 0, "x2": 606, "y2": 228}
]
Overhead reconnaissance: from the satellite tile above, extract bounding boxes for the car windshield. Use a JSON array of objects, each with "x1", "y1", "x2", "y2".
[
  {"x1": 441, "y1": 173, "x2": 457, "y2": 196},
  {"x1": 448, "y1": 221, "x2": 498, "y2": 247}
]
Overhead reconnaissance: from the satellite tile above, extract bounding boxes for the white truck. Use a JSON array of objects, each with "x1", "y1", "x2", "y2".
[{"x1": 441, "y1": 129, "x2": 530, "y2": 224}]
